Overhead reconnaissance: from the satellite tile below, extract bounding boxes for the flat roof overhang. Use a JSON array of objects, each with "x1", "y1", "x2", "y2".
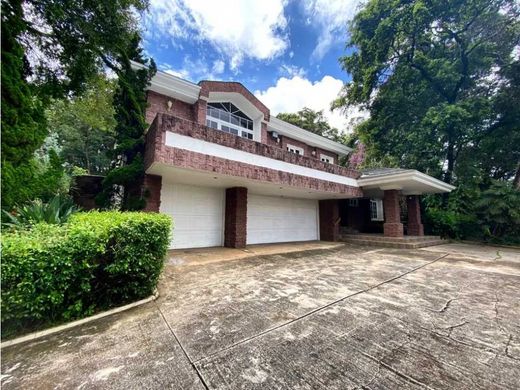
[{"x1": 358, "y1": 170, "x2": 455, "y2": 197}]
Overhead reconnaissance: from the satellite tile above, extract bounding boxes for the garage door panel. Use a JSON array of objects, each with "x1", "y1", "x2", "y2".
[
  {"x1": 160, "y1": 183, "x2": 224, "y2": 249},
  {"x1": 247, "y1": 194, "x2": 318, "y2": 245}
]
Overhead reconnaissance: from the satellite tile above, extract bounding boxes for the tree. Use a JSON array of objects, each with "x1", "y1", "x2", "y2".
[
  {"x1": 1, "y1": 0, "x2": 148, "y2": 210},
  {"x1": 47, "y1": 75, "x2": 117, "y2": 175},
  {"x1": 97, "y1": 35, "x2": 156, "y2": 210},
  {"x1": 336, "y1": 0, "x2": 520, "y2": 185},
  {"x1": 277, "y1": 107, "x2": 343, "y2": 141}
]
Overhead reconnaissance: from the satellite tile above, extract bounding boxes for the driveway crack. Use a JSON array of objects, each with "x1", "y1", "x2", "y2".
[
  {"x1": 194, "y1": 252, "x2": 450, "y2": 364},
  {"x1": 156, "y1": 303, "x2": 210, "y2": 390}
]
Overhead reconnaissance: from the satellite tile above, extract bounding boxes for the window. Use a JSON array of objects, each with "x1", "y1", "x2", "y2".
[
  {"x1": 370, "y1": 199, "x2": 384, "y2": 221},
  {"x1": 348, "y1": 199, "x2": 359, "y2": 207},
  {"x1": 320, "y1": 154, "x2": 334, "y2": 164},
  {"x1": 287, "y1": 144, "x2": 304, "y2": 155},
  {"x1": 206, "y1": 102, "x2": 254, "y2": 139}
]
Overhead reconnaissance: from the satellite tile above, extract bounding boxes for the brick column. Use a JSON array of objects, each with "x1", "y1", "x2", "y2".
[
  {"x1": 383, "y1": 189, "x2": 403, "y2": 237},
  {"x1": 143, "y1": 174, "x2": 162, "y2": 212},
  {"x1": 193, "y1": 98, "x2": 207, "y2": 125},
  {"x1": 224, "y1": 187, "x2": 248, "y2": 248},
  {"x1": 319, "y1": 199, "x2": 340, "y2": 241},
  {"x1": 407, "y1": 195, "x2": 424, "y2": 236}
]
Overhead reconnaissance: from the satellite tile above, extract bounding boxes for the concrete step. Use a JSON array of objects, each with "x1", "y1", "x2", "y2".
[
  {"x1": 341, "y1": 234, "x2": 441, "y2": 242},
  {"x1": 340, "y1": 236, "x2": 448, "y2": 249}
]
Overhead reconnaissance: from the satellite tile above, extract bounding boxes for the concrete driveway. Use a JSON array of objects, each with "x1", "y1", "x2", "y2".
[{"x1": 2, "y1": 242, "x2": 520, "y2": 389}]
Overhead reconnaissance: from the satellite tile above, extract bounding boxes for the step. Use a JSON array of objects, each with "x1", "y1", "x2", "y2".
[
  {"x1": 340, "y1": 237, "x2": 448, "y2": 249},
  {"x1": 340, "y1": 234, "x2": 441, "y2": 243}
]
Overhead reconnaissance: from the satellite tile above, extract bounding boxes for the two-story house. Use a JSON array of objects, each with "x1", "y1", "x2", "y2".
[{"x1": 136, "y1": 63, "x2": 455, "y2": 249}]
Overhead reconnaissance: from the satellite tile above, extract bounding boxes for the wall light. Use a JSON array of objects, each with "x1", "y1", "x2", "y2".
[{"x1": 167, "y1": 100, "x2": 173, "y2": 111}]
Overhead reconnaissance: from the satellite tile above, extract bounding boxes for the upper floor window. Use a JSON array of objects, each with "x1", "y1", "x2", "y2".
[
  {"x1": 320, "y1": 154, "x2": 334, "y2": 164},
  {"x1": 206, "y1": 102, "x2": 254, "y2": 140},
  {"x1": 287, "y1": 144, "x2": 304, "y2": 155}
]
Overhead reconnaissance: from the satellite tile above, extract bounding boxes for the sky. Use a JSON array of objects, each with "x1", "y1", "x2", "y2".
[{"x1": 139, "y1": 0, "x2": 366, "y2": 132}]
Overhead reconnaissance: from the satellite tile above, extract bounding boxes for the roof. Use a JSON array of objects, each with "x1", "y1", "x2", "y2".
[{"x1": 360, "y1": 168, "x2": 414, "y2": 178}]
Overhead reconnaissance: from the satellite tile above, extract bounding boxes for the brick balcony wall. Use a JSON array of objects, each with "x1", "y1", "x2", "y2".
[{"x1": 145, "y1": 114, "x2": 363, "y2": 197}]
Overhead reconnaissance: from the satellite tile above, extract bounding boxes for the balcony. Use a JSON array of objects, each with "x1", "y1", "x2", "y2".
[{"x1": 145, "y1": 113, "x2": 363, "y2": 199}]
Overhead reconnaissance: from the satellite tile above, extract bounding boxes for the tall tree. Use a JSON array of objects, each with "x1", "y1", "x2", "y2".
[
  {"x1": 336, "y1": 0, "x2": 520, "y2": 185},
  {"x1": 97, "y1": 35, "x2": 156, "y2": 210},
  {"x1": 1, "y1": 0, "x2": 148, "y2": 210},
  {"x1": 47, "y1": 75, "x2": 117, "y2": 175}
]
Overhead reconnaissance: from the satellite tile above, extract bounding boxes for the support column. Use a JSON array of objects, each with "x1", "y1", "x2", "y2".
[
  {"x1": 319, "y1": 199, "x2": 340, "y2": 241},
  {"x1": 224, "y1": 187, "x2": 248, "y2": 248},
  {"x1": 143, "y1": 174, "x2": 162, "y2": 212},
  {"x1": 383, "y1": 189, "x2": 403, "y2": 237},
  {"x1": 407, "y1": 195, "x2": 424, "y2": 236}
]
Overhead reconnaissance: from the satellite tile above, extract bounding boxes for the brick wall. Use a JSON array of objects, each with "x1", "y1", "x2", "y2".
[
  {"x1": 143, "y1": 174, "x2": 162, "y2": 212},
  {"x1": 224, "y1": 187, "x2": 248, "y2": 248},
  {"x1": 146, "y1": 91, "x2": 196, "y2": 124},
  {"x1": 319, "y1": 200, "x2": 340, "y2": 241}
]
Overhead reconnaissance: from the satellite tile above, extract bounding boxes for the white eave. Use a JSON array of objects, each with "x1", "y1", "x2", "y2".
[
  {"x1": 268, "y1": 117, "x2": 353, "y2": 157},
  {"x1": 358, "y1": 170, "x2": 455, "y2": 195},
  {"x1": 130, "y1": 61, "x2": 201, "y2": 104}
]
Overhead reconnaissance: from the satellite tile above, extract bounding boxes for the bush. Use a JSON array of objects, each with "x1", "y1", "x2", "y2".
[
  {"x1": 2, "y1": 194, "x2": 79, "y2": 228},
  {"x1": 1, "y1": 211, "x2": 171, "y2": 339}
]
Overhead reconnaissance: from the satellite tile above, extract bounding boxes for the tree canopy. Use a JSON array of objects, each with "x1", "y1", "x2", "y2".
[
  {"x1": 336, "y1": 0, "x2": 520, "y2": 185},
  {"x1": 277, "y1": 107, "x2": 345, "y2": 142}
]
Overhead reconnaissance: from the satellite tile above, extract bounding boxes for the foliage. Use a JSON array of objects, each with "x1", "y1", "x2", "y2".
[
  {"x1": 1, "y1": 211, "x2": 172, "y2": 338},
  {"x1": 1, "y1": 0, "x2": 49, "y2": 211},
  {"x1": 277, "y1": 107, "x2": 345, "y2": 142},
  {"x1": 337, "y1": 0, "x2": 520, "y2": 185},
  {"x1": 97, "y1": 36, "x2": 156, "y2": 210},
  {"x1": 2, "y1": 194, "x2": 79, "y2": 228},
  {"x1": 46, "y1": 75, "x2": 117, "y2": 175}
]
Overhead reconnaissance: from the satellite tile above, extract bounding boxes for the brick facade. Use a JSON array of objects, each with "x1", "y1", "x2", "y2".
[
  {"x1": 383, "y1": 189, "x2": 404, "y2": 237},
  {"x1": 224, "y1": 187, "x2": 248, "y2": 248},
  {"x1": 407, "y1": 195, "x2": 424, "y2": 236},
  {"x1": 143, "y1": 174, "x2": 162, "y2": 212},
  {"x1": 144, "y1": 115, "x2": 362, "y2": 197},
  {"x1": 146, "y1": 91, "x2": 195, "y2": 124},
  {"x1": 319, "y1": 200, "x2": 340, "y2": 241}
]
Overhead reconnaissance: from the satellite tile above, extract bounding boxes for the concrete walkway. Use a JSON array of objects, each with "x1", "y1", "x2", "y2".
[{"x1": 2, "y1": 242, "x2": 520, "y2": 389}]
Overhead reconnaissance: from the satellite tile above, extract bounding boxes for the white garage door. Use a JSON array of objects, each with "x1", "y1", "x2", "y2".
[
  {"x1": 247, "y1": 194, "x2": 319, "y2": 245},
  {"x1": 160, "y1": 183, "x2": 224, "y2": 249}
]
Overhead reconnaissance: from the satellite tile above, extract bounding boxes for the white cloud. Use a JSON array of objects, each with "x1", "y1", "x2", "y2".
[
  {"x1": 212, "y1": 59, "x2": 225, "y2": 75},
  {"x1": 142, "y1": 0, "x2": 289, "y2": 70},
  {"x1": 255, "y1": 75, "x2": 368, "y2": 132},
  {"x1": 303, "y1": 0, "x2": 363, "y2": 59},
  {"x1": 279, "y1": 64, "x2": 306, "y2": 78}
]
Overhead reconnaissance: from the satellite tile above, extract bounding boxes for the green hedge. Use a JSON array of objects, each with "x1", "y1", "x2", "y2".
[{"x1": 1, "y1": 211, "x2": 171, "y2": 338}]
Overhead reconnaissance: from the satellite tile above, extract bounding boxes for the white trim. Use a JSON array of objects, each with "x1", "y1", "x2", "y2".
[
  {"x1": 358, "y1": 170, "x2": 455, "y2": 193},
  {"x1": 131, "y1": 61, "x2": 201, "y2": 104},
  {"x1": 269, "y1": 116, "x2": 352, "y2": 157},
  {"x1": 320, "y1": 154, "x2": 334, "y2": 164},
  {"x1": 287, "y1": 144, "x2": 305, "y2": 156},
  {"x1": 165, "y1": 132, "x2": 359, "y2": 187}
]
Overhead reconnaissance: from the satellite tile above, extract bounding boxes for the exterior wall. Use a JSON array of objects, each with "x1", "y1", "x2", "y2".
[
  {"x1": 146, "y1": 88, "x2": 342, "y2": 163},
  {"x1": 224, "y1": 187, "x2": 248, "y2": 248},
  {"x1": 340, "y1": 198, "x2": 384, "y2": 234},
  {"x1": 146, "y1": 91, "x2": 195, "y2": 124},
  {"x1": 144, "y1": 114, "x2": 362, "y2": 197},
  {"x1": 143, "y1": 174, "x2": 162, "y2": 212},
  {"x1": 319, "y1": 200, "x2": 340, "y2": 241}
]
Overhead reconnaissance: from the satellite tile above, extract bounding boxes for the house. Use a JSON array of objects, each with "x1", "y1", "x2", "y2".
[{"x1": 137, "y1": 63, "x2": 455, "y2": 249}]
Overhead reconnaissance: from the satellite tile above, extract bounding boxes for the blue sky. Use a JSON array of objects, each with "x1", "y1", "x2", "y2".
[{"x1": 140, "y1": 0, "x2": 366, "y2": 130}]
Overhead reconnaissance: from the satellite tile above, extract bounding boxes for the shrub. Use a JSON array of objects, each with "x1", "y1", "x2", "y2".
[
  {"x1": 1, "y1": 211, "x2": 171, "y2": 338},
  {"x1": 2, "y1": 194, "x2": 79, "y2": 228}
]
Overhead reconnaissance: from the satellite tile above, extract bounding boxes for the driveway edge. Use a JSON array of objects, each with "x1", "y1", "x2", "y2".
[{"x1": 1, "y1": 290, "x2": 160, "y2": 349}]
